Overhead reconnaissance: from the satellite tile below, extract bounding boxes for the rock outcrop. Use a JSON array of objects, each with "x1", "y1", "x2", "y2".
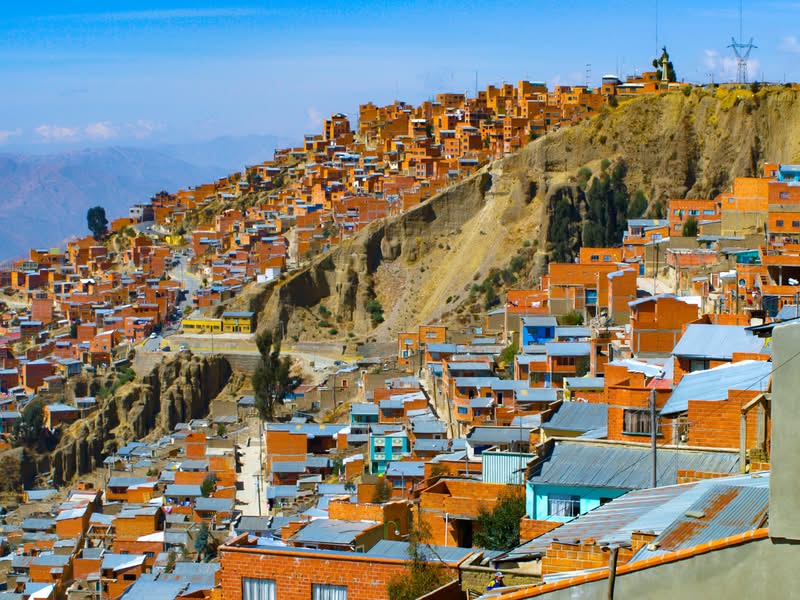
[
  {"x1": 229, "y1": 87, "x2": 800, "y2": 343},
  {"x1": 22, "y1": 353, "x2": 231, "y2": 488}
]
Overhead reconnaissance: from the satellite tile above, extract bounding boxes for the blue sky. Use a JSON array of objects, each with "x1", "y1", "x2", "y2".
[{"x1": 0, "y1": 0, "x2": 797, "y2": 152}]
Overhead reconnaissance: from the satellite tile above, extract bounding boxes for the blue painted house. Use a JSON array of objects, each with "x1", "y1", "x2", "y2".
[
  {"x1": 369, "y1": 431, "x2": 409, "y2": 474},
  {"x1": 525, "y1": 440, "x2": 740, "y2": 522},
  {"x1": 520, "y1": 317, "x2": 558, "y2": 346}
]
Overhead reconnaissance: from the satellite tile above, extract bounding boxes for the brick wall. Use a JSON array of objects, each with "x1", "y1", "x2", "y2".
[
  {"x1": 541, "y1": 539, "x2": 633, "y2": 575},
  {"x1": 519, "y1": 518, "x2": 562, "y2": 542},
  {"x1": 219, "y1": 539, "x2": 458, "y2": 600},
  {"x1": 677, "y1": 470, "x2": 737, "y2": 484},
  {"x1": 686, "y1": 390, "x2": 761, "y2": 450}
]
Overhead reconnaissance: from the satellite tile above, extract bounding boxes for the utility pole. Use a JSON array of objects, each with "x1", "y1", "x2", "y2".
[{"x1": 650, "y1": 386, "x2": 658, "y2": 488}]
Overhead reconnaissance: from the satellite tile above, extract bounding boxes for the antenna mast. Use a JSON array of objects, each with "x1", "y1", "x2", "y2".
[{"x1": 728, "y1": 0, "x2": 756, "y2": 84}]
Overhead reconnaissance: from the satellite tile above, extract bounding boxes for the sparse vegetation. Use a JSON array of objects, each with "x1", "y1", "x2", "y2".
[
  {"x1": 473, "y1": 488, "x2": 526, "y2": 551},
  {"x1": 560, "y1": 310, "x2": 584, "y2": 326},
  {"x1": 252, "y1": 330, "x2": 291, "y2": 421},
  {"x1": 682, "y1": 216, "x2": 699, "y2": 237}
]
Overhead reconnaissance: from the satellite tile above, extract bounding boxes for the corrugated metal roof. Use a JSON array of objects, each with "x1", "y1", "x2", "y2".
[
  {"x1": 661, "y1": 360, "x2": 772, "y2": 416},
  {"x1": 545, "y1": 342, "x2": 591, "y2": 357},
  {"x1": 386, "y1": 461, "x2": 425, "y2": 477},
  {"x1": 503, "y1": 475, "x2": 768, "y2": 562},
  {"x1": 543, "y1": 402, "x2": 607, "y2": 433},
  {"x1": 522, "y1": 317, "x2": 558, "y2": 327},
  {"x1": 291, "y1": 519, "x2": 378, "y2": 546},
  {"x1": 631, "y1": 483, "x2": 768, "y2": 561},
  {"x1": 413, "y1": 439, "x2": 450, "y2": 453},
  {"x1": 350, "y1": 403, "x2": 379, "y2": 416},
  {"x1": 564, "y1": 377, "x2": 605, "y2": 389},
  {"x1": 367, "y1": 539, "x2": 475, "y2": 563},
  {"x1": 528, "y1": 441, "x2": 739, "y2": 490},
  {"x1": 483, "y1": 451, "x2": 536, "y2": 485},
  {"x1": 467, "y1": 426, "x2": 532, "y2": 446},
  {"x1": 555, "y1": 326, "x2": 591, "y2": 339},
  {"x1": 447, "y1": 362, "x2": 493, "y2": 371},
  {"x1": 672, "y1": 324, "x2": 767, "y2": 360}
]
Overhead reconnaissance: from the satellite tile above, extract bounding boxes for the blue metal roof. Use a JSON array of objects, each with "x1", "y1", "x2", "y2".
[
  {"x1": 555, "y1": 326, "x2": 591, "y2": 339},
  {"x1": 672, "y1": 324, "x2": 767, "y2": 360},
  {"x1": 529, "y1": 441, "x2": 739, "y2": 490},
  {"x1": 350, "y1": 403, "x2": 379, "y2": 416},
  {"x1": 774, "y1": 305, "x2": 800, "y2": 321},
  {"x1": 564, "y1": 377, "x2": 605, "y2": 389},
  {"x1": 660, "y1": 360, "x2": 772, "y2": 416},
  {"x1": 521, "y1": 316, "x2": 558, "y2": 327},
  {"x1": 386, "y1": 461, "x2": 426, "y2": 477},
  {"x1": 414, "y1": 438, "x2": 450, "y2": 452},
  {"x1": 545, "y1": 342, "x2": 591, "y2": 357},
  {"x1": 543, "y1": 402, "x2": 608, "y2": 433},
  {"x1": 447, "y1": 362, "x2": 494, "y2": 371}
]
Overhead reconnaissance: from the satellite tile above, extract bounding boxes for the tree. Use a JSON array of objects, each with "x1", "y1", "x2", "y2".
[
  {"x1": 682, "y1": 216, "x2": 699, "y2": 237},
  {"x1": 499, "y1": 342, "x2": 519, "y2": 368},
  {"x1": 653, "y1": 46, "x2": 677, "y2": 82},
  {"x1": 200, "y1": 473, "x2": 217, "y2": 497},
  {"x1": 16, "y1": 399, "x2": 44, "y2": 445},
  {"x1": 473, "y1": 488, "x2": 526, "y2": 551},
  {"x1": 251, "y1": 330, "x2": 291, "y2": 421},
  {"x1": 629, "y1": 190, "x2": 648, "y2": 219},
  {"x1": 194, "y1": 522, "x2": 210, "y2": 561},
  {"x1": 387, "y1": 515, "x2": 450, "y2": 600},
  {"x1": 372, "y1": 476, "x2": 392, "y2": 504},
  {"x1": 561, "y1": 310, "x2": 584, "y2": 326},
  {"x1": 86, "y1": 206, "x2": 108, "y2": 241}
]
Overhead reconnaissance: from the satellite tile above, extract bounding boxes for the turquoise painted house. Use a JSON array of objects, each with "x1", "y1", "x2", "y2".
[
  {"x1": 526, "y1": 440, "x2": 740, "y2": 522},
  {"x1": 369, "y1": 430, "x2": 409, "y2": 474}
]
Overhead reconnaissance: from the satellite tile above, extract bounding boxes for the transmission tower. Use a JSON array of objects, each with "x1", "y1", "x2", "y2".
[{"x1": 728, "y1": 0, "x2": 756, "y2": 83}]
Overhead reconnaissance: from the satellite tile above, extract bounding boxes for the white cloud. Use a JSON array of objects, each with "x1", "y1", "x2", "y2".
[
  {"x1": 34, "y1": 124, "x2": 80, "y2": 141},
  {"x1": 126, "y1": 120, "x2": 162, "y2": 139},
  {"x1": 702, "y1": 49, "x2": 760, "y2": 82},
  {"x1": 780, "y1": 36, "x2": 800, "y2": 54},
  {"x1": 33, "y1": 120, "x2": 164, "y2": 143},
  {"x1": 0, "y1": 128, "x2": 22, "y2": 144},
  {"x1": 84, "y1": 121, "x2": 118, "y2": 140},
  {"x1": 306, "y1": 107, "x2": 324, "y2": 129}
]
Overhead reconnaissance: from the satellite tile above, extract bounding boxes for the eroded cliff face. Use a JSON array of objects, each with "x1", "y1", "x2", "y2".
[
  {"x1": 21, "y1": 353, "x2": 231, "y2": 488},
  {"x1": 236, "y1": 87, "x2": 800, "y2": 342}
]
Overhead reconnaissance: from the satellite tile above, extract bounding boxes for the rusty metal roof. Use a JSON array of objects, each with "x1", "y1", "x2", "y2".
[{"x1": 630, "y1": 482, "x2": 769, "y2": 561}]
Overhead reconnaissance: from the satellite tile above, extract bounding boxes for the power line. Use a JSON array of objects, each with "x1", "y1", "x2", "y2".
[{"x1": 594, "y1": 344, "x2": 791, "y2": 488}]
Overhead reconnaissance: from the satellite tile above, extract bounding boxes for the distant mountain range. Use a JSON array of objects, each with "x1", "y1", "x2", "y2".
[{"x1": 0, "y1": 134, "x2": 289, "y2": 262}]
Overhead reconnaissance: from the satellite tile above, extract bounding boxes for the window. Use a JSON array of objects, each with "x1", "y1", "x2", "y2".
[
  {"x1": 623, "y1": 409, "x2": 652, "y2": 435},
  {"x1": 793, "y1": 221, "x2": 800, "y2": 228},
  {"x1": 689, "y1": 359, "x2": 709, "y2": 372},
  {"x1": 780, "y1": 191, "x2": 790, "y2": 199},
  {"x1": 312, "y1": 584, "x2": 348, "y2": 600},
  {"x1": 603, "y1": 255, "x2": 612, "y2": 261},
  {"x1": 458, "y1": 406, "x2": 468, "y2": 415},
  {"x1": 548, "y1": 494, "x2": 580, "y2": 518},
  {"x1": 243, "y1": 577, "x2": 276, "y2": 600},
  {"x1": 703, "y1": 209, "x2": 716, "y2": 215},
  {"x1": 777, "y1": 220, "x2": 785, "y2": 227},
  {"x1": 590, "y1": 254, "x2": 600, "y2": 262}
]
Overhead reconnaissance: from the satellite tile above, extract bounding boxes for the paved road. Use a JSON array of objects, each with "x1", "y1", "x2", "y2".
[
  {"x1": 637, "y1": 276, "x2": 673, "y2": 296},
  {"x1": 168, "y1": 255, "x2": 202, "y2": 313},
  {"x1": 143, "y1": 335, "x2": 164, "y2": 352}
]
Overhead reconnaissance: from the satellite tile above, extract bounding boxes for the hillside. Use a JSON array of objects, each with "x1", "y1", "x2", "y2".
[
  {"x1": 224, "y1": 86, "x2": 800, "y2": 345},
  {"x1": 0, "y1": 146, "x2": 220, "y2": 260}
]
